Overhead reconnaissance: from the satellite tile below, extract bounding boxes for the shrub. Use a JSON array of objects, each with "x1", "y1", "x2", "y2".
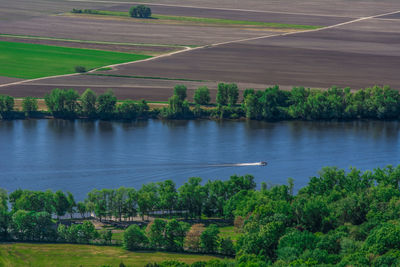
[
  {"x1": 123, "y1": 224, "x2": 148, "y2": 250},
  {"x1": 363, "y1": 221, "x2": 400, "y2": 254},
  {"x1": 184, "y1": 224, "x2": 205, "y2": 252},
  {"x1": 159, "y1": 261, "x2": 188, "y2": 267},
  {"x1": 71, "y1": 8, "x2": 82, "y2": 13},
  {"x1": 117, "y1": 100, "x2": 139, "y2": 120},
  {"x1": 99, "y1": 228, "x2": 112, "y2": 245},
  {"x1": 129, "y1": 5, "x2": 152, "y2": 18},
  {"x1": 219, "y1": 237, "x2": 235, "y2": 256},
  {"x1": 75, "y1": 65, "x2": 86, "y2": 73},
  {"x1": 22, "y1": 97, "x2": 38, "y2": 116}
]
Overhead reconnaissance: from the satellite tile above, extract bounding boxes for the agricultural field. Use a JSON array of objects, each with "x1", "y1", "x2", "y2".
[
  {"x1": 0, "y1": 243, "x2": 220, "y2": 267},
  {"x1": 0, "y1": 0, "x2": 400, "y2": 100},
  {"x1": 0, "y1": 41, "x2": 151, "y2": 79}
]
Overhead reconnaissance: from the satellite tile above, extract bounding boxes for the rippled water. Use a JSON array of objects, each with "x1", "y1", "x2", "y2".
[{"x1": 1, "y1": 119, "x2": 399, "y2": 199}]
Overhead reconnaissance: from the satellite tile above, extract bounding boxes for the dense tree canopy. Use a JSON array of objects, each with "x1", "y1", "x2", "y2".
[{"x1": 1, "y1": 165, "x2": 400, "y2": 265}]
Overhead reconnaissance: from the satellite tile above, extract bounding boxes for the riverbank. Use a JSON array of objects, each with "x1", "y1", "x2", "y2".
[{"x1": 1, "y1": 85, "x2": 400, "y2": 121}]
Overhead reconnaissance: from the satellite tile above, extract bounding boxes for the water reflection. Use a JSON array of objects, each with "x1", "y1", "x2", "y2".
[{"x1": 1, "y1": 119, "x2": 400, "y2": 200}]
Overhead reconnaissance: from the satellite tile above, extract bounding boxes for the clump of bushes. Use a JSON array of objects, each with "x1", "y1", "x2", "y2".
[
  {"x1": 21, "y1": 97, "x2": 38, "y2": 117},
  {"x1": 74, "y1": 65, "x2": 86, "y2": 73},
  {"x1": 71, "y1": 9, "x2": 100, "y2": 14},
  {"x1": 129, "y1": 5, "x2": 152, "y2": 18}
]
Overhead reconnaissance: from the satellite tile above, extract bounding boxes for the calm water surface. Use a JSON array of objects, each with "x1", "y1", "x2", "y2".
[{"x1": 1, "y1": 119, "x2": 399, "y2": 199}]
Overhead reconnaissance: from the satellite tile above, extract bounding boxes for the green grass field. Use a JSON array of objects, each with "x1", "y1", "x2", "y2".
[
  {"x1": 218, "y1": 226, "x2": 242, "y2": 242},
  {"x1": 0, "y1": 243, "x2": 220, "y2": 267},
  {"x1": 0, "y1": 41, "x2": 151, "y2": 79},
  {"x1": 71, "y1": 10, "x2": 321, "y2": 30}
]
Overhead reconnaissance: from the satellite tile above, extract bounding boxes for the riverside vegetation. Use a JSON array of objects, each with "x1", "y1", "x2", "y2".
[
  {"x1": 1, "y1": 166, "x2": 400, "y2": 266},
  {"x1": 1, "y1": 84, "x2": 400, "y2": 121}
]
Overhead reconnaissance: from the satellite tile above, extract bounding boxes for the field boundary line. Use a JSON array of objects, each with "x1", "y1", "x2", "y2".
[
  {"x1": 209, "y1": 9, "x2": 400, "y2": 47},
  {"x1": 0, "y1": 46, "x2": 192, "y2": 88},
  {"x1": 67, "y1": 0, "x2": 356, "y2": 18},
  {"x1": 87, "y1": 46, "x2": 193, "y2": 72},
  {"x1": 1, "y1": 9, "x2": 398, "y2": 89},
  {"x1": 0, "y1": 34, "x2": 191, "y2": 48},
  {"x1": 22, "y1": 83, "x2": 186, "y2": 89}
]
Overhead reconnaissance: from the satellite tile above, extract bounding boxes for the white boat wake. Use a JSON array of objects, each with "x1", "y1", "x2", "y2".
[{"x1": 210, "y1": 162, "x2": 267, "y2": 167}]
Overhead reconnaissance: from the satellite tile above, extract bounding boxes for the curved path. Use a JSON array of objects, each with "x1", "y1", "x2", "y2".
[{"x1": 1, "y1": 8, "x2": 400, "y2": 95}]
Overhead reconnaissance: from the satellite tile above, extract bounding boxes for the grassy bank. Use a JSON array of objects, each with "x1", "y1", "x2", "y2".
[
  {"x1": 70, "y1": 10, "x2": 321, "y2": 30},
  {"x1": 0, "y1": 243, "x2": 219, "y2": 267},
  {"x1": 0, "y1": 41, "x2": 151, "y2": 79}
]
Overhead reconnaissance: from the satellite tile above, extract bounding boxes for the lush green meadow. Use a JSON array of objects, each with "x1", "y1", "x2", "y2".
[
  {"x1": 0, "y1": 243, "x2": 219, "y2": 267},
  {"x1": 0, "y1": 41, "x2": 151, "y2": 79}
]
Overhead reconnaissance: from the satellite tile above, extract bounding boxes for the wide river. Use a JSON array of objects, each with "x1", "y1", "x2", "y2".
[{"x1": 1, "y1": 119, "x2": 399, "y2": 200}]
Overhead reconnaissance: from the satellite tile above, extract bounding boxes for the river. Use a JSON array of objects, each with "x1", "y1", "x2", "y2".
[{"x1": 1, "y1": 119, "x2": 399, "y2": 199}]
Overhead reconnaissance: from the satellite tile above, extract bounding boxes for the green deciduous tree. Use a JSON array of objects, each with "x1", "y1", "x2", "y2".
[
  {"x1": 158, "y1": 180, "x2": 178, "y2": 213},
  {"x1": 137, "y1": 183, "x2": 159, "y2": 220},
  {"x1": 200, "y1": 224, "x2": 220, "y2": 253},
  {"x1": 117, "y1": 100, "x2": 139, "y2": 120},
  {"x1": 216, "y1": 83, "x2": 228, "y2": 106},
  {"x1": 178, "y1": 177, "x2": 205, "y2": 218},
  {"x1": 22, "y1": 97, "x2": 38, "y2": 116},
  {"x1": 44, "y1": 89, "x2": 79, "y2": 118},
  {"x1": 66, "y1": 191, "x2": 76, "y2": 218},
  {"x1": 227, "y1": 83, "x2": 239, "y2": 106},
  {"x1": 123, "y1": 224, "x2": 148, "y2": 250},
  {"x1": 0, "y1": 95, "x2": 14, "y2": 119},
  {"x1": 363, "y1": 221, "x2": 400, "y2": 254},
  {"x1": 77, "y1": 201, "x2": 87, "y2": 218},
  {"x1": 165, "y1": 219, "x2": 189, "y2": 251},
  {"x1": 219, "y1": 237, "x2": 235, "y2": 256},
  {"x1": 12, "y1": 210, "x2": 55, "y2": 241},
  {"x1": 81, "y1": 89, "x2": 97, "y2": 118},
  {"x1": 97, "y1": 90, "x2": 117, "y2": 119},
  {"x1": 54, "y1": 190, "x2": 69, "y2": 219},
  {"x1": 147, "y1": 219, "x2": 167, "y2": 249},
  {"x1": 174, "y1": 85, "x2": 187, "y2": 102},
  {"x1": 194, "y1": 86, "x2": 211, "y2": 105},
  {"x1": 57, "y1": 220, "x2": 98, "y2": 243},
  {"x1": 0, "y1": 189, "x2": 9, "y2": 241}
]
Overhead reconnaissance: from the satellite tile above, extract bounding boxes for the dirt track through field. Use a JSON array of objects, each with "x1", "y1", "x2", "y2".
[{"x1": 1, "y1": 3, "x2": 400, "y2": 99}]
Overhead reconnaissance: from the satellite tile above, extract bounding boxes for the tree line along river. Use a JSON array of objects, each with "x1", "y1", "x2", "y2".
[{"x1": 0, "y1": 119, "x2": 399, "y2": 200}]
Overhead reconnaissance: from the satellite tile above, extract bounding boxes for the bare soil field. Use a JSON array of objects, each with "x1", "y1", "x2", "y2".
[
  {"x1": 1, "y1": 0, "x2": 400, "y2": 99},
  {"x1": 97, "y1": 44, "x2": 400, "y2": 89},
  {"x1": 0, "y1": 74, "x2": 275, "y2": 101},
  {"x1": 68, "y1": 0, "x2": 400, "y2": 17},
  {"x1": 82, "y1": 16, "x2": 400, "y2": 90},
  {"x1": 106, "y1": 4, "x2": 351, "y2": 26},
  {"x1": 0, "y1": 15, "x2": 282, "y2": 46},
  {"x1": 0, "y1": 77, "x2": 24, "y2": 85},
  {"x1": 378, "y1": 11, "x2": 400, "y2": 19},
  {"x1": 247, "y1": 20, "x2": 400, "y2": 57}
]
